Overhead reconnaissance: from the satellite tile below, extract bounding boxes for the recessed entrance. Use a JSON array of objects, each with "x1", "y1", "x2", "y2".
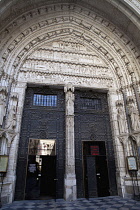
[
  {"x1": 15, "y1": 87, "x2": 65, "y2": 200},
  {"x1": 74, "y1": 89, "x2": 117, "y2": 198},
  {"x1": 25, "y1": 139, "x2": 56, "y2": 200},
  {"x1": 83, "y1": 141, "x2": 110, "y2": 198}
]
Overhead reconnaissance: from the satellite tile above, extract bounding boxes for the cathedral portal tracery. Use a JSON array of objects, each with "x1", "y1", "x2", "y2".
[{"x1": 0, "y1": 0, "x2": 140, "y2": 204}]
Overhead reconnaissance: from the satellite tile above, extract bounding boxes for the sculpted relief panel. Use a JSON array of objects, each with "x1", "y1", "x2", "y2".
[{"x1": 19, "y1": 40, "x2": 113, "y2": 88}]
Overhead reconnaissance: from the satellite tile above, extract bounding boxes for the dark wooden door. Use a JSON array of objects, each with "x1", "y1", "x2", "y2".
[
  {"x1": 86, "y1": 156, "x2": 98, "y2": 198},
  {"x1": 75, "y1": 89, "x2": 117, "y2": 198},
  {"x1": 15, "y1": 86, "x2": 65, "y2": 200},
  {"x1": 96, "y1": 156, "x2": 110, "y2": 197},
  {"x1": 25, "y1": 155, "x2": 40, "y2": 200}
]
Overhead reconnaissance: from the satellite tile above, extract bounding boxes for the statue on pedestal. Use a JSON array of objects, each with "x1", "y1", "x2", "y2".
[
  {"x1": 127, "y1": 96, "x2": 140, "y2": 131},
  {"x1": 6, "y1": 106, "x2": 17, "y2": 130},
  {"x1": 128, "y1": 104, "x2": 140, "y2": 131},
  {"x1": 64, "y1": 83, "x2": 75, "y2": 116},
  {"x1": 116, "y1": 100, "x2": 127, "y2": 134}
]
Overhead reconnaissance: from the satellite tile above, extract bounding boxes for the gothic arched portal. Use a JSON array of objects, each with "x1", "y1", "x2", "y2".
[{"x1": 0, "y1": 0, "x2": 140, "y2": 204}]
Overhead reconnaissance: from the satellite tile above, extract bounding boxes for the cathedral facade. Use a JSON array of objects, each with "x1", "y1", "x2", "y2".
[{"x1": 0, "y1": 0, "x2": 140, "y2": 204}]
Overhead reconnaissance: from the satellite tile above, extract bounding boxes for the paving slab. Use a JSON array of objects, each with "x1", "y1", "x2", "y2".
[{"x1": 1, "y1": 196, "x2": 140, "y2": 210}]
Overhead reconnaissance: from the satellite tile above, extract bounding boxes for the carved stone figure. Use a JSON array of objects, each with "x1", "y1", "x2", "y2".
[
  {"x1": 6, "y1": 106, "x2": 17, "y2": 130},
  {"x1": 128, "y1": 104, "x2": 140, "y2": 131},
  {"x1": 0, "y1": 97, "x2": 6, "y2": 126},
  {"x1": 0, "y1": 136, "x2": 8, "y2": 155},
  {"x1": 117, "y1": 105, "x2": 127, "y2": 134},
  {"x1": 64, "y1": 84, "x2": 75, "y2": 116}
]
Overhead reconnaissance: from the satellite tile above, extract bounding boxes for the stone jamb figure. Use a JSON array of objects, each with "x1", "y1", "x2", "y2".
[
  {"x1": 6, "y1": 105, "x2": 17, "y2": 131},
  {"x1": 116, "y1": 101, "x2": 127, "y2": 134},
  {"x1": 0, "y1": 96, "x2": 6, "y2": 127},
  {"x1": 128, "y1": 104, "x2": 140, "y2": 131}
]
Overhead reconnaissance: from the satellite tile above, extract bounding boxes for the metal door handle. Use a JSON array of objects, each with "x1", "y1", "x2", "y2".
[{"x1": 54, "y1": 179, "x2": 58, "y2": 181}]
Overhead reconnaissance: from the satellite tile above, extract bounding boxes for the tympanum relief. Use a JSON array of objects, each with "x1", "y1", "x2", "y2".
[{"x1": 19, "y1": 40, "x2": 114, "y2": 88}]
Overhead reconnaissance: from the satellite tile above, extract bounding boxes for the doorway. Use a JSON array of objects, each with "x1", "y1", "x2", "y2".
[
  {"x1": 15, "y1": 86, "x2": 65, "y2": 200},
  {"x1": 25, "y1": 139, "x2": 56, "y2": 200},
  {"x1": 83, "y1": 141, "x2": 110, "y2": 198}
]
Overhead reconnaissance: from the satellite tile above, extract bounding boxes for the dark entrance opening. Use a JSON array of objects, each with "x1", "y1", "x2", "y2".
[
  {"x1": 83, "y1": 141, "x2": 110, "y2": 198},
  {"x1": 25, "y1": 155, "x2": 56, "y2": 200},
  {"x1": 25, "y1": 138, "x2": 56, "y2": 200}
]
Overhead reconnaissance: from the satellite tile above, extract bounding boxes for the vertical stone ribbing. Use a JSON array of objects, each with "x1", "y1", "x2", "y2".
[{"x1": 64, "y1": 84, "x2": 77, "y2": 201}]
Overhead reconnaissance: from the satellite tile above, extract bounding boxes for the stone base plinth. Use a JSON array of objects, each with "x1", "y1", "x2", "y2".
[{"x1": 64, "y1": 175, "x2": 77, "y2": 201}]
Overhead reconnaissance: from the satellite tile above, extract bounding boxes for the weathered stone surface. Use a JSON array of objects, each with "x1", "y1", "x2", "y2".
[{"x1": 0, "y1": 0, "x2": 140, "y2": 204}]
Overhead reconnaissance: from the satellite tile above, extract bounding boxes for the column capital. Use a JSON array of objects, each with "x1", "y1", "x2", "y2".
[{"x1": 64, "y1": 83, "x2": 74, "y2": 93}]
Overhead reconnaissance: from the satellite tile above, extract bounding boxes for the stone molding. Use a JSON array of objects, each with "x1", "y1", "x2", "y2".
[
  {"x1": 18, "y1": 71, "x2": 114, "y2": 89},
  {"x1": 0, "y1": 3, "x2": 139, "y2": 88}
]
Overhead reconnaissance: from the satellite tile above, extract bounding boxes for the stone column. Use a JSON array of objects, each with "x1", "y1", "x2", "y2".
[{"x1": 64, "y1": 84, "x2": 77, "y2": 201}]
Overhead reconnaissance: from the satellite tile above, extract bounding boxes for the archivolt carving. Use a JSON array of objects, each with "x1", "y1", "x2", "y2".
[{"x1": 0, "y1": 2, "x2": 139, "y2": 90}]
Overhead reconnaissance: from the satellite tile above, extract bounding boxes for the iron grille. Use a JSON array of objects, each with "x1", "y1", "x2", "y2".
[
  {"x1": 81, "y1": 98, "x2": 101, "y2": 110},
  {"x1": 33, "y1": 94, "x2": 57, "y2": 107}
]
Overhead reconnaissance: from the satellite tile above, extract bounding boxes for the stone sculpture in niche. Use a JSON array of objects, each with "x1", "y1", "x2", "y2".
[
  {"x1": 0, "y1": 97, "x2": 6, "y2": 126},
  {"x1": 0, "y1": 86, "x2": 8, "y2": 127},
  {"x1": 116, "y1": 100, "x2": 127, "y2": 134},
  {"x1": 127, "y1": 97, "x2": 140, "y2": 131},
  {"x1": 6, "y1": 106, "x2": 17, "y2": 130}
]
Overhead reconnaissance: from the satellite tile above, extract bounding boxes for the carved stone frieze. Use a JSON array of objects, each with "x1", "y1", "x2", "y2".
[
  {"x1": 18, "y1": 71, "x2": 114, "y2": 88},
  {"x1": 27, "y1": 43, "x2": 107, "y2": 67},
  {"x1": 21, "y1": 61, "x2": 110, "y2": 78}
]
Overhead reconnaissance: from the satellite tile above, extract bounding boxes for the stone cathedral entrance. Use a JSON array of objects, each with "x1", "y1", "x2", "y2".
[{"x1": 15, "y1": 86, "x2": 117, "y2": 200}]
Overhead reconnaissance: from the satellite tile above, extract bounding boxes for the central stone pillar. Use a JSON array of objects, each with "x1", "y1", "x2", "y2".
[{"x1": 64, "y1": 84, "x2": 77, "y2": 201}]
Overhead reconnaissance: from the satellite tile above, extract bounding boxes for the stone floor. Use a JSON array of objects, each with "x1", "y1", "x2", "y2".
[{"x1": 1, "y1": 196, "x2": 140, "y2": 210}]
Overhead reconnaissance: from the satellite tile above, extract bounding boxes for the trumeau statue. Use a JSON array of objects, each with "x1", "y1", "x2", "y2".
[
  {"x1": 116, "y1": 101, "x2": 127, "y2": 134},
  {"x1": 64, "y1": 83, "x2": 75, "y2": 116}
]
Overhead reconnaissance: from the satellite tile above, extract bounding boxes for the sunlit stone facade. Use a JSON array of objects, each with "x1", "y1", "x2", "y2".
[{"x1": 0, "y1": 0, "x2": 140, "y2": 204}]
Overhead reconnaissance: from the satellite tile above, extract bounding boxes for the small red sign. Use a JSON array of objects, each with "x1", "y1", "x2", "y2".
[{"x1": 90, "y1": 145, "x2": 99, "y2": 156}]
